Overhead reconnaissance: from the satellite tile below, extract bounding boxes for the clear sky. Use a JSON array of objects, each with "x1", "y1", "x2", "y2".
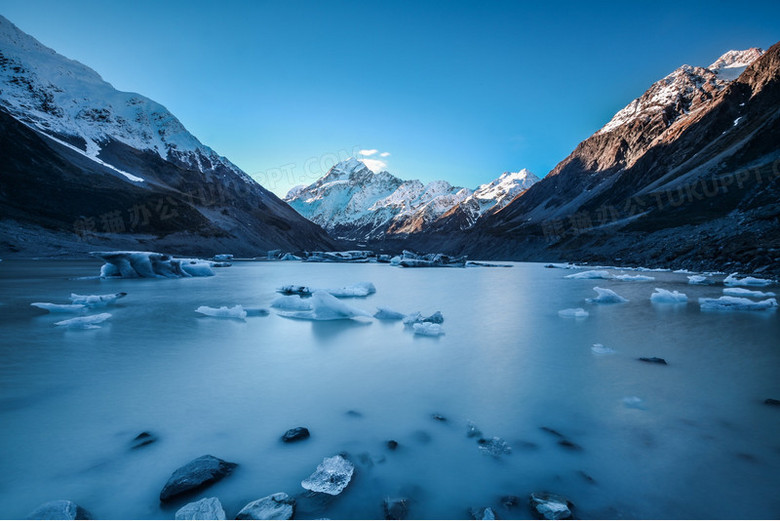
[{"x1": 2, "y1": 1, "x2": 779, "y2": 197}]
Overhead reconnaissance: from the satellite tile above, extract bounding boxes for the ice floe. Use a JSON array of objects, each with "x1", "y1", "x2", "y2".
[
  {"x1": 270, "y1": 296, "x2": 313, "y2": 311},
  {"x1": 650, "y1": 288, "x2": 688, "y2": 304},
  {"x1": 412, "y1": 322, "x2": 444, "y2": 336},
  {"x1": 615, "y1": 274, "x2": 655, "y2": 282},
  {"x1": 687, "y1": 275, "x2": 711, "y2": 285},
  {"x1": 300, "y1": 455, "x2": 355, "y2": 495},
  {"x1": 275, "y1": 291, "x2": 371, "y2": 321},
  {"x1": 558, "y1": 308, "x2": 589, "y2": 318},
  {"x1": 477, "y1": 436, "x2": 512, "y2": 457},
  {"x1": 31, "y1": 303, "x2": 87, "y2": 313},
  {"x1": 94, "y1": 251, "x2": 214, "y2": 278},
  {"x1": 586, "y1": 287, "x2": 628, "y2": 304},
  {"x1": 723, "y1": 287, "x2": 776, "y2": 298},
  {"x1": 195, "y1": 305, "x2": 247, "y2": 320},
  {"x1": 373, "y1": 307, "x2": 407, "y2": 320},
  {"x1": 699, "y1": 296, "x2": 778, "y2": 311},
  {"x1": 622, "y1": 396, "x2": 645, "y2": 409},
  {"x1": 69, "y1": 292, "x2": 127, "y2": 306},
  {"x1": 402, "y1": 311, "x2": 444, "y2": 325},
  {"x1": 54, "y1": 313, "x2": 112, "y2": 329},
  {"x1": 564, "y1": 270, "x2": 612, "y2": 280},
  {"x1": 723, "y1": 272, "x2": 775, "y2": 287},
  {"x1": 591, "y1": 343, "x2": 616, "y2": 354},
  {"x1": 397, "y1": 250, "x2": 467, "y2": 268},
  {"x1": 276, "y1": 281, "x2": 376, "y2": 298}
]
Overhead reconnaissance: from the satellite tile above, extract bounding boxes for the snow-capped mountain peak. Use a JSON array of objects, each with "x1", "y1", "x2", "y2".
[
  {"x1": 598, "y1": 48, "x2": 764, "y2": 135},
  {"x1": 285, "y1": 160, "x2": 538, "y2": 239},
  {"x1": 0, "y1": 15, "x2": 249, "y2": 182},
  {"x1": 709, "y1": 48, "x2": 765, "y2": 71}
]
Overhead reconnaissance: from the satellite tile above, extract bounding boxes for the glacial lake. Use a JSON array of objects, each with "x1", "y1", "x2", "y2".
[{"x1": 0, "y1": 260, "x2": 779, "y2": 520}]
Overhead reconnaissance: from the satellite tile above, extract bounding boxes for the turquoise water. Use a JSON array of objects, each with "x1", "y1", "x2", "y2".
[{"x1": 0, "y1": 260, "x2": 778, "y2": 519}]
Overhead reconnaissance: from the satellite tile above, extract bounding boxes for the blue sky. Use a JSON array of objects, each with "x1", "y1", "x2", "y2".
[{"x1": 2, "y1": 1, "x2": 779, "y2": 196}]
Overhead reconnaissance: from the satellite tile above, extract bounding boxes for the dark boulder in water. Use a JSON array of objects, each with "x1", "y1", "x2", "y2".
[
  {"x1": 529, "y1": 492, "x2": 573, "y2": 520},
  {"x1": 557, "y1": 439, "x2": 582, "y2": 451},
  {"x1": 384, "y1": 497, "x2": 409, "y2": 520},
  {"x1": 431, "y1": 413, "x2": 447, "y2": 422},
  {"x1": 764, "y1": 398, "x2": 780, "y2": 406},
  {"x1": 159, "y1": 455, "x2": 237, "y2": 502},
  {"x1": 130, "y1": 431, "x2": 157, "y2": 449},
  {"x1": 386, "y1": 440, "x2": 399, "y2": 450},
  {"x1": 25, "y1": 500, "x2": 91, "y2": 520},
  {"x1": 639, "y1": 357, "x2": 668, "y2": 365},
  {"x1": 281, "y1": 427, "x2": 310, "y2": 443}
]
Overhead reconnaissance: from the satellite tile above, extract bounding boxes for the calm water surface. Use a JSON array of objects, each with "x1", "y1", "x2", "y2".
[{"x1": 0, "y1": 260, "x2": 778, "y2": 519}]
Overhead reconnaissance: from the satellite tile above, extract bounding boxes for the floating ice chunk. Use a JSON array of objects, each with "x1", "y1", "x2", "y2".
[
  {"x1": 176, "y1": 497, "x2": 226, "y2": 520},
  {"x1": 277, "y1": 282, "x2": 376, "y2": 298},
  {"x1": 673, "y1": 269, "x2": 696, "y2": 274},
  {"x1": 55, "y1": 313, "x2": 112, "y2": 329},
  {"x1": 374, "y1": 307, "x2": 406, "y2": 320},
  {"x1": 723, "y1": 272, "x2": 775, "y2": 287},
  {"x1": 651, "y1": 288, "x2": 688, "y2": 304},
  {"x1": 558, "y1": 308, "x2": 589, "y2": 318},
  {"x1": 276, "y1": 291, "x2": 371, "y2": 321},
  {"x1": 213, "y1": 254, "x2": 234, "y2": 262},
  {"x1": 389, "y1": 255, "x2": 402, "y2": 266},
  {"x1": 412, "y1": 322, "x2": 444, "y2": 336},
  {"x1": 270, "y1": 296, "x2": 313, "y2": 311},
  {"x1": 323, "y1": 281, "x2": 376, "y2": 297},
  {"x1": 723, "y1": 287, "x2": 776, "y2": 298},
  {"x1": 195, "y1": 305, "x2": 247, "y2": 320},
  {"x1": 93, "y1": 251, "x2": 214, "y2": 278},
  {"x1": 544, "y1": 263, "x2": 578, "y2": 269},
  {"x1": 31, "y1": 303, "x2": 87, "y2": 313},
  {"x1": 279, "y1": 253, "x2": 302, "y2": 261},
  {"x1": 301, "y1": 455, "x2": 355, "y2": 495},
  {"x1": 622, "y1": 396, "x2": 645, "y2": 409},
  {"x1": 615, "y1": 274, "x2": 655, "y2": 282},
  {"x1": 591, "y1": 343, "x2": 615, "y2": 354},
  {"x1": 699, "y1": 296, "x2": 778, "y2": 311},
  {"x1": 564, "y1": 270, "x2": 612, "y2": 280},
  {"x1": 586, "y1": 287, "x2": 628, "y2": 304},
  {"x1": 402, "y1": 311, "x2": 444, "y2": 325},
  {"x1": 69, "y1": 292, "x2": 127, "y2": 306},
  {"x1": 687, "y1": 275, "x2": 711, "y2": 285},
  {"x1": 277, "y1": 285, "x2": 312, "y2": 296}
]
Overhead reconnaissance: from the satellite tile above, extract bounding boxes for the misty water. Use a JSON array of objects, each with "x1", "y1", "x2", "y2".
[{"x1": 0, "y1": 260, "x2": 779, "y2": 520}]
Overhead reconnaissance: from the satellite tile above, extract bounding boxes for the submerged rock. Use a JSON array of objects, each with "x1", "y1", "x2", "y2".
[
  {"x1": 432, "y1": 413, "x2": 447, "y2": 422},
  {"x1": 175, "y1": 497, "x2": 226, "y2": 520},
  {"x1": 638, "y1": 357, "x2": 668, "y2": 365},
  {"x1": 25, "y1": 500, "x2": 91, "y2": 520},
  {"x1": 130, "y1": 431, "x2": 157, "y2": 449},
  {"x1": 281, "y1": 427, "x2": 310, "y2": 443},
  {"x1": 557, "y1": 439, "x2": 582, "y2": 451},
  {"x1": 236, "y1": 493, "x2": 294, "y2": 520},
  {"x1": 500, "y1": 495, "x2": 521, "y2": 509},
  {"x1": 477, "y1": 437, "x2": 511, "y2": 457},
  {"x1": 764, "y1": 398, "x2": 780, "y2": 406},
  {"x1": 383, "y1": 497, "x2": 409, "y2": 520},
  {"x1": 466, "y1": 421, "x2": 483, "y2": 438},
  {"x1": 159, "y1": 455, "x2": 237, "y2": 502},
  {"x1": 301, "y1": 455, "x2": 355, "y2": 495},
  {"x1": 529, "y1": 492, "x2": 573, "y2": 520}
]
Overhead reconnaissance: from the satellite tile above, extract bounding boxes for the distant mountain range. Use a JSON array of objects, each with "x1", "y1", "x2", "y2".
[
  {"x1": 0, "y1": 15, "x2": 332, "y2": 257},
  {"x1": 458, "y1": 45, "x2": 780, "y2": 274},
  {"x1": 285, "y1": 158, "x2": 538, "y2": 240}
]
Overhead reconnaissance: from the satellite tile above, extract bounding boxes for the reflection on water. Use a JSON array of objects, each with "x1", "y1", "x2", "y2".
[{"x1": 0, "y1": 260, "x2": 779, "y2": 519}]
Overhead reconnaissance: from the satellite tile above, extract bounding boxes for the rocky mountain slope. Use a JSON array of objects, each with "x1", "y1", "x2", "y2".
[
  {"x1": 459, "y1": 45, "x2": 780, "y2": 274},
  {"x1": 285, "y1": 158, "x2": 538, "y2": 240},
  {"x1": 0, "y1": 15, "x2": 332, "y2": 257}
]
